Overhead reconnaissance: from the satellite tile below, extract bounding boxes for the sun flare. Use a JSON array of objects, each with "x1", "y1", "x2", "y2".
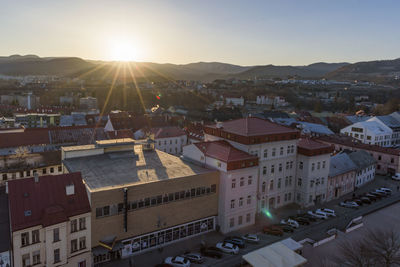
[{"x1": 109, "y1": 41, "x2": 139, "y2": 62}]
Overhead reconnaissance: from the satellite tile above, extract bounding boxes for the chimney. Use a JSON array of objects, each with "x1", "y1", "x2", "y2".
[
  {"x1": 66, "y1": 184, "x2": 75, "y2": 196},
  {"x1": 34, "y1": 172, "x2": 39, "y2": 183}
]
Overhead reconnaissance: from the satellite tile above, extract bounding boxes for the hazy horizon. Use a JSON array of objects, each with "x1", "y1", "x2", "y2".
[{"x1": 1, "y1": 0, "x2": 400, "y2": 65}]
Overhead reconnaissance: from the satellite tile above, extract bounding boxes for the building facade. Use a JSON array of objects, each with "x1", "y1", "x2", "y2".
[
  {"x1": 327, "y1": 153, "x2": 357, "y2": 201},
  {"x1": 346, "y1": 150, "x2": 376, "y2": 188},
  {"x1": 151, "y1": 126, "x2": 188, "y2": 155},
  {"x1": 8, "y1": 173, "x2": 92, "y2": 267}
]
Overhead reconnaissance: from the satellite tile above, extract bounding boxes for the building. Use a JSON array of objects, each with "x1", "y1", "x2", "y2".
[
  {"x1": 79, "y1": 97, "x2": 98, "y2": 110},
  {"x1": 204, "y1": 117, "x2": 301, "y2": 210},
  {"x1": 295, "y1": 122, "x2": 334, "y2": 137},
  {"x1": 0, "y1": 93, "x2": 40, "y2": 109},
  {"x1": 295, "y1": 139, "x2": 332, "y2": 207},
  {"x1": 318, "y1": 135, "x2": 400, "y2": 175},
  {"x1": 327, "y1": 153, "x2": 357, "y2": 201},
  {"x1": 0, "y1": 186, "x2": 11, "y2": 267},
  {"x1": 62, "y1": 139, "x2": 219, "y2": 264},
  {"x1": 225, "y1": 96, "x2": 244, "y2": 106},
  {"x1": 150, "y1": 126, "x2": 187, "y2": 155},
  {"x1": 345, "y1": 150, "x2": 376, "y2": 188},
  {"x1": 369, "y1": 112, "x2": 400, "y2": 146},
  {"x1": 183, "y1": 140, "x2": 258, "y2": 233},
  {"x1": 15, "y1": 113, "x2": 61, "y2": 128},
  {"x1": 0, "y1": 150, "x2": 62, "y2": 185},
  {"x1": 8, "y1": 173, "x2": 92, "y2": 267},
  {"x1": 59, "y1": 96, "x2": 74, "y2": 105},
  {"x1": 340, "y1": 120, "x2": 392, "y2": 147},
  {"x1": 60, "y1": 113, "x2": 87, "y2": 127}
]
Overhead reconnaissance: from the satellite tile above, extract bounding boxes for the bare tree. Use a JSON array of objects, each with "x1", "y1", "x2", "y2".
[{"x1": 332, "y1": 238, "x2": 375, "y2": 267}]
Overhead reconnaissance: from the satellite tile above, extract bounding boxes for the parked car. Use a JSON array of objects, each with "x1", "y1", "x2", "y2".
[
  {"x1": 164, "y1": 256, "x2": 191, "y2": 267},
  {"x1": 307, "y1": 210, "x2": 328, "y2": 220},
  {"x1": 298, "y1": 213, "x2": 317, "y2": 222},
  {"x1": 360, "y1": 197, "x2": 372, "y2": 204},
  {"x1": 316, "y1": 208, "x2": 336, "y2": 217},
  {"x1": 242, "y1": 234, "x2": 260, "y2": 244},
  {"x1": 392, "y1": 173, "x2": 400, "y2": 181},
  {"x1": 216, "y1": 242, "x2": 239, "y2": 254},
  {"x1": 352, "y1": 199, "x2": 363, "y2": 206},
  {"x1": 379, "y1": 188, "x2": 392, "y2": 195},
  {"x1": 200, "y1": 247, "x2": 223, "y2": 259},
  {"x1": 181, "y1": 253, "x2": 204, "y2": 264},
  {"x1": 369, "y1": 192, "x2": 383, "y2": 199},
  {"x1": 274, "y1": 224, "x2": 294, "y2": 233},
  {"x1": 374, "y1": 189, "x2": 389, "y2": 197},
  {"x1": 363, "y1": 193, "x2": 377, "y2": 201},
  {"x1": 224, "y1": 237, "x2": 245, "y2": 248},
  {"x1": 280, "y1": 218, "x2": 299, "y2": 228},
  {"x1": 263, "y1": 226, "x2": 284, "y2": 236},
  {"x1": 339, "y1": 201, "x2": 359, "y2": 208},
  {"x1": 290, "y1": 216, "x2": 310, "y2": 225}
]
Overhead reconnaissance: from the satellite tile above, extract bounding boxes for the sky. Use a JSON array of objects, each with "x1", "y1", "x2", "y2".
[{"x1": 0, "y1": 0, "x2": 399, "y2": 66}]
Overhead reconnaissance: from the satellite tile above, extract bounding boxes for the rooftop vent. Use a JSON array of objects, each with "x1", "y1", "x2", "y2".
[{"x1": 66, "y1": 184, "x2": 75, "y2": 196}]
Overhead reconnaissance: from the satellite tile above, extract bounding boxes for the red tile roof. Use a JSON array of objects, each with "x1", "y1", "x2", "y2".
[
  {"x1": 106, "y1": 129, "x2": 134, "y2": 139},
  {"x1": 297, "y1": 138, "x2": 333, "y2": 156},
  {"x1": 194, "y1": 140, "x2": 257, "y2": 163},
  {"x1": 206, "y1": 117, "x2": 298, "y2": 136},
  {"x1": 8, "y1": 172, "x2": 91, "y2": 232},
  {"x1": 150, "y1": 126, "x2": 186, "y2": 139},
  {"x1": 0, "y1": 128, "x2": 50, "y2": 149}
]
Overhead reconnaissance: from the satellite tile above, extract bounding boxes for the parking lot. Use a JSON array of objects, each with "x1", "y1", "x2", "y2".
[{"x1": 101, "y1": 175, "x2": 400, "y2": 267}]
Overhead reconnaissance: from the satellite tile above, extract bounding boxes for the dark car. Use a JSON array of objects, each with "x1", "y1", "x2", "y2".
[
  {"x1": 298, "y1": 213, "x2": 317, "y2": 222},
  {"x1": 201, "y1": 247, "x2": 223, "y2": 259},
  {"x1": 274, "y1": 224, "x2": 294, "y2": 233},
  {"x1": 360, "y1": 197, "x2": 372, "y2": 204},
  {"x1": 291, "y1": 216, "x2": 310, "y2": 225},
  {"x1": 352, "y1": 199, "x2": 363, "y2": 206},
  {"x1": 224, "y1": 237, "x2": 245, "y2": 248},
  {"x1": 263, "y1": 226, "x2": 284, "y2": 236},
  {"x1": 369, "y1": 192, "x2": 383, "y2": 199},
  {"x1": 363, "y1": 193, "x2": 377, "y2": 201}
]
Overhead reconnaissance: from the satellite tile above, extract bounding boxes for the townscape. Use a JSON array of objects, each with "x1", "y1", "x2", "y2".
[{"x1": 1, "y1": 1, "x2": 400, "y2": 267}]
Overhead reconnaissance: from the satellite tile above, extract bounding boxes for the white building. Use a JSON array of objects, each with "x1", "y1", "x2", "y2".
[
  {"x1": 183, "y1": 140, "x2": 258, "y2": 233},
  {"x1": 295, "y1": 139, "x2": 332, "y2": 207},
  {"x1": 340, "y1": 120, "x2": 392, "y2": 147},
  {"x1": 204, "y1": 117, "x2": 300, "y2": 210},
  {"x1": 369, "y1": 112, "x2": 400, "y2": 146},
  {"x1": 225, "y1": 96, "x2": 244, "y2": 106},
  {"x1": 151, "y1": 126, "x2": 188, "y2": 155},
  {"x1": 79, "y1": 97, "x2": 98, "y2": 110},
  {"x1": 346, "y1": 150, "x2": 376, "y2": 188},
  {"x1": 8, "y1": 173, "x2": 92, "y2": 267}
]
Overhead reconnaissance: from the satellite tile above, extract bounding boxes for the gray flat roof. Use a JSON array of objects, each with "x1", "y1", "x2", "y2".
[{"x1": 63, "y1": 146, "x2": 214, "y2": 191}]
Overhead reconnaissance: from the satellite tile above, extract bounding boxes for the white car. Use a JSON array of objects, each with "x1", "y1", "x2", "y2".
[
  {"x1": 280, "y1": 218, "x2": 299, "y2": 228},
  {"x1": 379, "y1": 188, "x2": 392, "y2": 194},
  {"x1": 392, "y1": 173, "x2": 400, "y2": 181},
  {"x1": 307, "y1": 210, "x2": 328, "y2": 220},
  {"x1": 317, "y1": 208, "x2": 336, "y2": 217},
  {"x1": 242, "y1": 234, "x2": 260, "y2": 243},
  {"x1": 216, "y1": 242, "x2": 239, "y2": 254},
  {"x1": 164, "y1": 256, "x2": 191, "y2": 267},
  {"x1": 340, "y1": 201, "x2": 359, "y2": 208},
  {"x1": 181, "y1": 253, "x2": 204, "y2": 264}
]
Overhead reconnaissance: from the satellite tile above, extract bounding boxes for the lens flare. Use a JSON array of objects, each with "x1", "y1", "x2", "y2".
[{"x1": 262, "y1": 209, "x2": 273, "y2": 219}]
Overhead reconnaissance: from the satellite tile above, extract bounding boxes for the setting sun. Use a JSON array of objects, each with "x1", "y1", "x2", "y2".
[{"x1": 109, "y1": 41, "x2": 139, "y2": 62}]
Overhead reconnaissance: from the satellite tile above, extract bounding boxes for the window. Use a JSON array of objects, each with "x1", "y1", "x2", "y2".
[
  {"x1": 286, "y1": 161, "x2": 289, "y2": 170},
  {"x1": 247, "y1": 195, "x2": 251, "y2": 205},
  {"x1": 272, "y1": 148, "x2": 276, "y2": 156},
  {"x1": 239, "y1": 197, "x2": 243, "y2": 207},
  {"x1": 289, "y1": 176, "x2": 292, "y2": 186},
  {"x1": 103, "y1": 206, "x2": 110, "y2": 216},
  {"x1": 291, "y1": 145, "x2": 294, "y2": 153},
  {"x1": 311, "y1": 163, "x2": 315, "y2": 171},
  {"x1": 32, "y1": 229, "x2": 40, "y2": 244},
  {"x1": 284, "y1": 193, "x2": 288, "y2": 202},
  {"x1": 378, "y1": 155, "x2": 382, "y2": 160},
  {"x1": 270, "y1": 180, "x2": 274, "y2": 190},
  {"x1": 277, "y1": 195, "x2": 280, "y2": 204},
  {"x1": 299, "y1": 162, "x2": 303, "y2": 169},
  {"x1": 309, "y1": 195, "x2": 313, "y2": 203},
  {"x1": 71, "y1": 239, "x2": 78, "y2": 253},
  {"x1": 21, "y1": 232, "x2": 29, "y2": 246},
  {"x1": 263, "y1": 166, "x2": 267, "y2": 175},
  {"x1": 263, "y1": 149, "x2": 268, "y2": 158},
  {"x1": 297, "y1": 193, "x2": 301, "y2": 201},
  {"x1": 298, "y1": 178, "x2": 302, "y2": 187},
  {"x1": 246, "y1": 213, "x2": 251, "y2": 223},
  {"x1": 278, "y1": 178, "x2": 281, "y2": 189},
  {"x1": 33, "y1": 250, "x2": 40, "y2": 265},
  {"x1": 54, "y1": 249, "x2": 60, "y2": 263},
  {"x1": 217, "y1": 161, "x2": 222, "y2": 167},
  {"x1": 321, "y1": 177, "x2": 325, "y2": 184},
  {"x1": 287, "y1": 146, "x2": 290, "y2": 154},
  {"x1": 280, "y1": 147, "x2": 283, "y2": 155},
  {"x1": 22, "y1": 254, "x2": 30, "y2": 267},
  {"x1": 230, "y1": 218, "x2": 235, "y2": 228},
  {"x1": 322, "y1": 161, "x2": 326, "y2": 169},
  {"x1": 53, "y1": 228, "x2": 60, "y2": 242},
  {"x1": 240, "y1": 177, "x2": 244, "y2": 187},
  {"x1": 278, "y1": 163, "x2": 282, "y2": 172},
  {"x1": 50, "y1": 167, "x2": 54, "y2": 173},
  {"x1": 2, "y1": 174, "x2": 7, "y2": 181},
  {"x1": 58, "y1": 166, "x2": 62, "y2": 172},
  {"x1": 285, "y1": 177, "x2": 288, "y2": 187},
  {"x1": 231, "y1": 179, "x2": 236, "y2": 189},
  {"x1": 271, "y1": 165, "x2": 275, "y2": 173},
  {"x1": 79, "y1": 236, "x2": 86, "y2": 250},
  {"x1": 211, "y1": 184, "x2": 216, "y2": 193},
  {"x1": 231, "y1": 200, "x2": 235, "y2": 209},
  {"x1": 310, "y1": 180, "x2": 314, "y2": 188},
  {"x1": 288, "y1": 193, "x2": 292, "y2": 201},
  {"x1": 71, "y1": 219, "x2": 78, "y2": 233},
  {"x1": 262, "y1": 182, "x2": 266, "y2": 193},
  {"x1": 317, "y1": 162, "x2": 321, "y2": 169},
  {"x1": 238, "y1": 216, "x2": 243, "y2": 225},
  {"x1": 96, "y1": 208, "x2": 102, "y2": 218},
  {"x1": 42, "y1": 168, "x2": 46, "y2": 174},
  {"x1": 79, "y1": 217, "x2": 86, "y2": 230},
  {"x1": 248, "y1": 176, "x2": 252, "y2": 185}
]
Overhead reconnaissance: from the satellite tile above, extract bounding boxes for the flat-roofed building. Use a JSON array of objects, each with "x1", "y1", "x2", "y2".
[
  {"x1": 327, "y1": 153, "x2": 357, "y2": 201},
  {"x1": 62, "y1": 139, "x2": 219, "y2": 264}
]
